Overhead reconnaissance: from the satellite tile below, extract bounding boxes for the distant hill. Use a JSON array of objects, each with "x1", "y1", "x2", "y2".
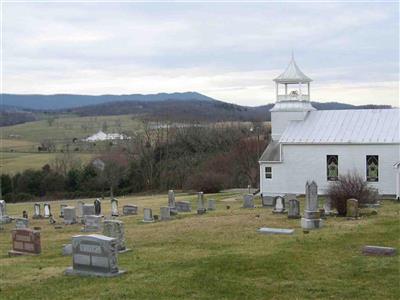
[
  {"x1": 0, "y1": 92, "x2": 392, "y2": 125},
  {"x1": 64, "y1": 99, "x2": 392, "y2": 123},
  {"x1": 0, "y1": 92, "x2": 214, "y2": 110}
]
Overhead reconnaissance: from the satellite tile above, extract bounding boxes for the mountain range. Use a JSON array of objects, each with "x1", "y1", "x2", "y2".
[
  {"x1": 0, "y1": 92, "x2": 392, "y2": 126},
  {"x1": 1, "y1": 92, "x2": 214, "y2": 110}
]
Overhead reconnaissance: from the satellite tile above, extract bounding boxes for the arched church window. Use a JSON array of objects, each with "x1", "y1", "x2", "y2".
[
  {"x1": 327, "y1": 155, "x2": 338, "y2": 181},
  {"x1": 366, "y1": 155, "x2": 379, "y2": 182}
]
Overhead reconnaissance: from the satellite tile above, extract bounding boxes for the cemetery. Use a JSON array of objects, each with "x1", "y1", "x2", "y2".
[{"x1": 0, "y1": 190, "x2": 398, "y2": 299}]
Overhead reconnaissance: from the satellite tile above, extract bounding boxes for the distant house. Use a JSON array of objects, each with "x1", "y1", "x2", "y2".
[
  {"x1": 259, "y1": 56, "x2": 400, "y2": 198},
  {"x1": 84, "y1": 130, "x2": 129, "y2": 142}
]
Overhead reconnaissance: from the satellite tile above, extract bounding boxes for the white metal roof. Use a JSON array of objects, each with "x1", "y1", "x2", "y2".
[
  {"x1": 259, "y1": 140, "x2": 281, "y2": 162},
  {"x1": 274, "y1": 56, "x2": 312, "y2": 83},
  {"x1": 279, "y1": 109, "x2": 400, "y2": 144}
]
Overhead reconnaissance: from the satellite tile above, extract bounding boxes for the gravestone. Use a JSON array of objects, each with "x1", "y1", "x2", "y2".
[
  {"x1": 243, "y1": 194, "x2": 254, "y2": 208},
  {"x1": 122, "y1": 205, "x2": 138, "y2": 215},
  {"x1": 33, "y1": 203, "x2": 42, "y2": 219},
  {"x1": 0, "y1": 200, "x2": 6, "y2": 218},
  {"x1": 82, "y1": 204, "x2": 95, "y2": 218},
  {"x1": 176, "y1": 201, "x2": 191, "y2": 212},
  {"x1": 82, "y1": 215, "x2": 102, "y2": 232},
  {"x1": 0, "y1": 200, "x2": 11, "y2": 223},
  {"x1": 77, "y1": 201, "x2": 85, "y2": 218},
  {"x1": 15, "y1": 218, "x2": 29, "y2": 229},
  {"x1": 197, "y1": 192, "x2": 207, "y2": 214},
  {"x1": 160, "y1": 206, "x2": 171, "y2": 221},
  {"x1": 288, "y1": 199, "x2": 300, "y2": 219},
  {"x1": 362, "y1": 245, "x2": 397, "y2": 256},
  {"x1": 9, "y1": 228, "x2": 41, "y2": 256},
  {"x1": 103, "y1": 220, "x2": 129, "y2": 252},
  {"x1": 44, "y1": 203, "x2": 51, "y2": 218},
  {"x1": 207, "y1": 199, "x2": 216, "y2": 211},
  {"x1": 168, "y1": 190, "x2": 178, "y2": 214},
  {"x1": 64, "y1": 206, "x2": 77, "y2": 225},
  {"x1": 301, "y1": 181, "x2": 323, "y2": 229},
  {"x1": 62, "y1": 243, "x2": 72, "y2": 256},
  {"x1": 65, "y1": 234, "x2": 125, "y2": 277},
  {"x1": 60, "y1": 204, "x2": 68, "y2": 218},
  {"x1": 257, "y1": 227, "x2": 294, "y2": 235},
  {"x1": 323, "y1": 197, "x2": 334, "y2": 216},
  {"x1": 261, "y1": 195, "x2": 274, "y2": 207},
  {"x1": 94, "y1": 199, "x2": 101, "y2": 215},
  {"x1": 272, "y1": 196, "x2": 285, "y2": 213},
  {"x1": 285, "y1": 194, "x2": 297, "y2": 200},
  {"x1": 346, "y1": 198, "x2": 359, "y2": 218},
  {"x1": 111, "y1": 198, "x2": 119, "y2": 217},
  {"x1": 49, "y1": 215, "x2": 56, "y2": 224},
  {"x1": 143, "y1": 208, "x2": 155, "y2": 222}
]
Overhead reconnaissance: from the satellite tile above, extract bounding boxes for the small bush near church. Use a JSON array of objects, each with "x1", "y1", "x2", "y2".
[{"x1": 327, "y1": 173, "x2": 378, "y2": 216}]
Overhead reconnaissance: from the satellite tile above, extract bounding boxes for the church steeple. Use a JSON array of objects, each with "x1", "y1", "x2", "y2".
[
  {"x1": 270, "y1": 55, "x2": 316, "y2": 141},
  {"x1": 273, "y1": 54, "x2": 312, "y2": 102}
]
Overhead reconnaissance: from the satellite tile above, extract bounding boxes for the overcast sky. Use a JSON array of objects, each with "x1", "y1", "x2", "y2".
[{"x1": 2, "y1": 1, "x2": 399, "y2": 107}]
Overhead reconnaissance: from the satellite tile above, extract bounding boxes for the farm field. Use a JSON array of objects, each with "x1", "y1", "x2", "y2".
[
  {"x1": 0, "y1": 114, "x2": 143, "y2": 173},
  {"x1": 1, "y1": 114, "x2": 143, "y2": 144},
  {"x1": 0, "y1": 152, "x2": 94, "y2": 174},
  {"x1": 0, "y1": 191, "x2": 399, "y2": 299}
]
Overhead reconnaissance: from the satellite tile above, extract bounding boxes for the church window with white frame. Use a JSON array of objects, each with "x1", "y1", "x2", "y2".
[
  {"x1": 327, "y1": 155, "x2": 338, "y2": 181},
  {"x1": 366, "y1": 155, "x2": 379, "y2": 182}
]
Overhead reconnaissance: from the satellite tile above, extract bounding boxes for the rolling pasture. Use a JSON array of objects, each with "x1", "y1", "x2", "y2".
[
  {"x1": 0, "y1": 114, "x2": 143, "y2": 174},
  {"x1": 0, "y1": 191, "x2": 398, "y2": 299}
]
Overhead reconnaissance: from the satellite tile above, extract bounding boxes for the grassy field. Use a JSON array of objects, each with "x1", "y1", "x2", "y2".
[
  {"x1": 0, "y1": 152, "x2": 94, "y2": 174},
  {"x1": 1, "y1": 114, "x2": 143, "y2": 144},
  {"x1": 0, "y1": 191, "x2": 399, "y2": 299},
  {"x1": 0, "y1": 114, "x2": 143, "y2": 174}
]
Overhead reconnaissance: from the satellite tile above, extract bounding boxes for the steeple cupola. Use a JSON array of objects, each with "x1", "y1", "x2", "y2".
[
  {"x1": 274, "y1": 54, "x2": 312, "y2": 102},
  {"x1": 270, "y1": 55, "x2": 316, "y2": 141}
]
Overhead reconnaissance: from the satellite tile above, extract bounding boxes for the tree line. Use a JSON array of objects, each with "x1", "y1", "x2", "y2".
[{"x1": 1, "y1": 123, "x2": 269, "y2": 202}]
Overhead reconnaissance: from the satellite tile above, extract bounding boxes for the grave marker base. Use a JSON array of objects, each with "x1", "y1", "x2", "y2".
[
  {"x1": 142, "y1": 219, "x2": 155, "y2": 223},
  {"x1": 362, "y1": 245, "x2": 397, "y2": 256},
  {"x1": 8, "y1": 250, "x2": 39, "y2": 257},
  {"x1": 301, "y1": 218, "x2": 323, "y2": 229},
  {"x1": 257, "y1": 228, "x2": 294, "y2": 235},
  {"x1": 64, "y1": 267, "x2": 126, "y2": 277},
  {"x1": 288, "y1": 215, "x2": 301, "y2": 219},
  {"x1": 272, "y1": 210, "x2": 286, "y2": 214},
  {"x1": 197, "y1": 208, "x2": 207, "y2": 215}
]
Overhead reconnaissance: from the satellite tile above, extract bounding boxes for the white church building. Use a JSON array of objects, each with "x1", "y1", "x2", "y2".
[{"x1": 259, "y1": 56, "x2": 400, "y2": 199}]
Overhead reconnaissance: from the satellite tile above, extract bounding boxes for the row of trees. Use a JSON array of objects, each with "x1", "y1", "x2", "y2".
[{"x1": 1, "y1": 123, "x2": 269, "y2": 202}]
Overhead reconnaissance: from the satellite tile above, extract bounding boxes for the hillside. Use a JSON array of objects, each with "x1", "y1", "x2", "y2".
[
  {"x1": 1, "y1": 91, "x2": 392, "y2": 126},
  {"x1": 66, "y1": 100, "x2": 391, "y2": 123},
  {"x1": 0, "y1": 92, "x2": 214, "y2": 110}
]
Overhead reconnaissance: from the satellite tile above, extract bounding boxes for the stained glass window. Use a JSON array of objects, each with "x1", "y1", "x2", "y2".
[
  {"x1": 327, "y1": 155, "x2": 338, "y2": 181},
  {"x1": 366, "y1": 155, "x2": 379, "y2": 182},
  {"x1": 265, "y1": 167, "x2": 272, "y2": 179}
]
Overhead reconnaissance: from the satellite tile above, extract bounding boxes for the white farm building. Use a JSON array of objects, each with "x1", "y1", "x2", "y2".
[
  {"x1": 84, "y1": 131, "x2": 129, "y2": 142},
  {"x1": 259, "y1": 56, "x2": 400, "y2": 199}
]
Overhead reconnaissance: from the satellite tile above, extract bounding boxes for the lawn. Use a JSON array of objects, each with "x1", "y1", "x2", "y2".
[{"x1": 0, "y1": 191, "x2": 399, "y2": 299}]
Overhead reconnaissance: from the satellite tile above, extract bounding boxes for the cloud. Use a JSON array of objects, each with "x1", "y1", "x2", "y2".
[{"x1": 2, "y1": 2, "x2": 399, "y2": 107}]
